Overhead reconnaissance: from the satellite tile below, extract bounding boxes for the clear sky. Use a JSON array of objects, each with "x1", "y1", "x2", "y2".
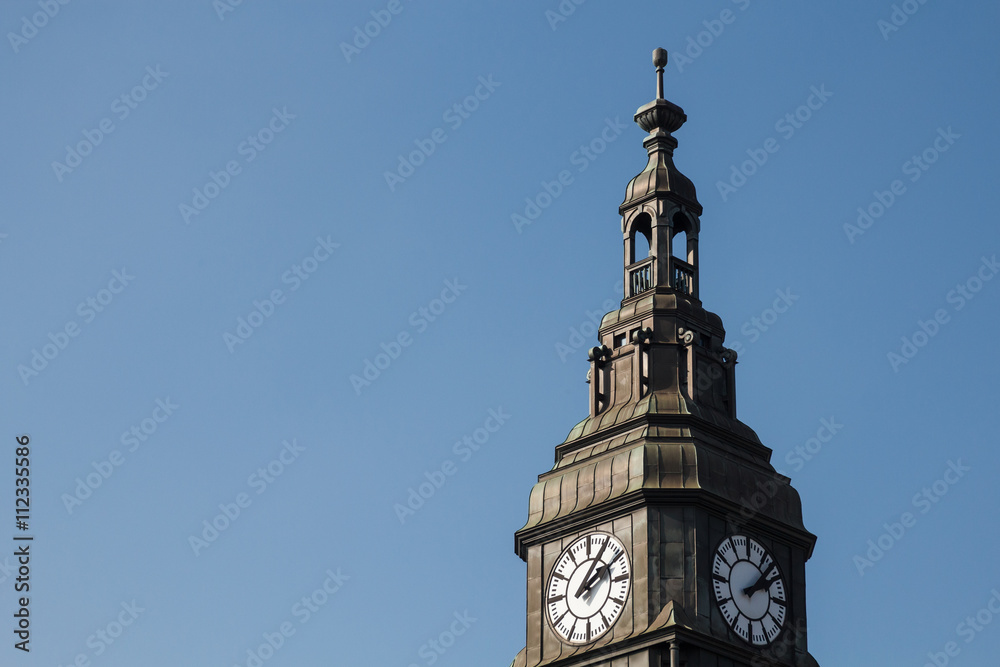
[{"x1": 2, "y1": 1, "x2": 999, "y2": 666}]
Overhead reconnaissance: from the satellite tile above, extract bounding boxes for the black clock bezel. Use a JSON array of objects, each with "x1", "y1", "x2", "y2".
[
  {"x1": 710, "y1": 533, "x2": 788, "y2": 648},
  {"x1": 544, "y1": 531, "x2": 633, "y2": 646}
]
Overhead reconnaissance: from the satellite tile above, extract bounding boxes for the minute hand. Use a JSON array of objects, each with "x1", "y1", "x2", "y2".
[{"x1": 575, "y1": 539, "x2": 608, "y2": 598}]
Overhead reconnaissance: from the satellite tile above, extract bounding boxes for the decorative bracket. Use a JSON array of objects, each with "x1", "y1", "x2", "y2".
[
  {"x1": 587, "y1": 345, "x2": 612, "y2": 418},
  {"x1": 631, "y1": 327, "x2": 652, "y2": 397},
  {"x1": 587, "y1": 345, "x2": 612, "y2": 365},
  {"x1": 677, "y1": 327, "x2": 697, "y2": 346},
  {"x1": 631, "y1": 327, "x2": 653, "y2": 345}
]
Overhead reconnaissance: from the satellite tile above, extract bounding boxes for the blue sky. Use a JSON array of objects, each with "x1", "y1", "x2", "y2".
[{"x1": 2, "y1": 1, "x2": 999, "y2": 665}]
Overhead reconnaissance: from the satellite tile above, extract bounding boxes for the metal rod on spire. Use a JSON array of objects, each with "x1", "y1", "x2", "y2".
[{"x1": 653, "y1": 48, "x2": 668, "y2": 100}]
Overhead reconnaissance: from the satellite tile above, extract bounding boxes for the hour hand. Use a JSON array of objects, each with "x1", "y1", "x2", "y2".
[
  {"x1": 742, "y1": 569, "x2": 772, "y2": 597},
  {"x1": 583, "y1": 558, "x2": 614, "y2": 594}
]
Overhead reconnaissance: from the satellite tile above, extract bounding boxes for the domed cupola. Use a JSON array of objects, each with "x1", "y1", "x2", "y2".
[{"x1": 621, "y1": 48, "x2": 701, "y2": 215}]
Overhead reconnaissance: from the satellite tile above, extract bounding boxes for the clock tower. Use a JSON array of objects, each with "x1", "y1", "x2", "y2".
[{"x1": 508, "y1": 50, "x2": 822, "y2": 667}]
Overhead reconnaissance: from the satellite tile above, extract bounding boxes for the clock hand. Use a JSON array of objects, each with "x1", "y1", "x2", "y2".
[
  {"x1": 582, "y1": 550, "x2": 621, "y2": 594},
  {"x1": 575, "y1": 539, "x2": 609, "y2": 598},
  {"x1": 742, "y1": 568, "x2": 774, "y2": 597}
]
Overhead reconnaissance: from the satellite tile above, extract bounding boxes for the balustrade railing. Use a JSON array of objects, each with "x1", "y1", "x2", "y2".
[
  {"x1": 628, "y1": 258, "x2": 653, "y2": 297},
  {"x1": 672, "y1": 258, "x2": 694, "y2": 295},
  {"x1": 628, "y1": 257, "x2": 696, "y2": 297}
]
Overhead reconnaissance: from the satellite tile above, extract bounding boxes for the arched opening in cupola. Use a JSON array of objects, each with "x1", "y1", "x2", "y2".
[
  {"x1": 629, "y1": 213, "x2": 652, "y2": 265},
  {"x1": 671, "y1": 211, "x2": 691, "y2": 264}
]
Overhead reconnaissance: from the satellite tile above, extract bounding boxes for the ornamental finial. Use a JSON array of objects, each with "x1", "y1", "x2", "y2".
[{"x1": 652, "y1": 48, "x2": 668, "y2": 100}]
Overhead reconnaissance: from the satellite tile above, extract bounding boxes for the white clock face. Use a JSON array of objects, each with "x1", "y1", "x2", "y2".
[
  {"x1": 712, "y1": 535, "x2": 787, "y2": 647},
  {"x1": 545, "y1": 532, "x2": 632, "y2": 645}
]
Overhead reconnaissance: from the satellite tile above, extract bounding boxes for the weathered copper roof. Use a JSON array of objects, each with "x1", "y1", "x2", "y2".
[
  {"x1": 517, "y1": 386, "x2": 807, "y2": 533},
  {"x1": 559, "y1": 389, "x2": 759, "y2": 447}
]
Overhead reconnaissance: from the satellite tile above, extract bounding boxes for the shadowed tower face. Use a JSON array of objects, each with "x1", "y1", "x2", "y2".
[{"x1": 507, "y1": 49, "x2": 822, "y2": 667}]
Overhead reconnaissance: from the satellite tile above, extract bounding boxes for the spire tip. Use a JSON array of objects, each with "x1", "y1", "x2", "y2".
[
  {"x1": 652, "y1": 48, "x2": 668, "y2": 69},
  {"x1": 652, "y1": 48, "x2": 667, "y2": 99}
]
